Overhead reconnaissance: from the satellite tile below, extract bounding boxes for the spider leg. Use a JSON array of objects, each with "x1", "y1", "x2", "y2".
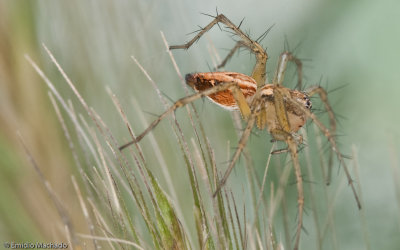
[
  {"x1": 169, "y1": 14, "x2": 268, "y2": 87},
  {"x1": 213, "y1": 106, "x2": 257, "y2": 197},
  {"x1": 287, "y1": 136, "x2": 304, "y2": 250},
  {"x1": 272, "y1": 88, "x2": 304, "y2": 250},
  {"x1": 273, "y1": 51, "x2": 303, "y2": 89},
  {"x1": 215, "y1": 41, "x2": 245, "y2": 70},
  {"x1": 285, "y1": 96, "x2": 362, "y2": 210},
  {"x1": 119, "y1": 81, "x2": 241, "y2": 150},
  {"x1": 306, "y1": 85, "x2": 336, "y2": 185}
]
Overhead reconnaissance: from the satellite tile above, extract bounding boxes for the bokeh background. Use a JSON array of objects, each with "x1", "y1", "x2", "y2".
[{"x1": 1, "y1": 0, "x2": 400, "y2": 249}]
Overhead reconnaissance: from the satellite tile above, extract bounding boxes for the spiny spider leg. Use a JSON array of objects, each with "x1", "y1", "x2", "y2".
[
  {"x1": 271, "y1": 86, "x2": 304, "y2": 250},
  {"x1": 118, "y1": 81, "x2": 249, "y2": 151},
  {"x1": 169, "y1": 14, "x2": 268, "y2": 87},
  {"x1": 306, "y1": 86, "x2": 337, "y2": 185},
  {"x1": 286, "y1": 96, "x2": 362, "y2": 210},
  {"x1": 215, "y1": 41, "x2": 246, "y2": 70},
  {"x1": 273, "y1": 51, "x2": 303, "y2": 89},
  {"x1": 212, "y1": 100, "x2": 259, "y2": 197}
]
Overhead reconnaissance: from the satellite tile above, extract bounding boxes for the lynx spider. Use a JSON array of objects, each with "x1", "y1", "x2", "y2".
[{"x1": 119, "y1": 14, "x2": 361, "y2": 250}]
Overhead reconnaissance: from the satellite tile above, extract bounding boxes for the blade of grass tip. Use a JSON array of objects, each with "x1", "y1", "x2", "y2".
[
  {"x1": 106, "y1": 87, "x2": 145, "y2": 164},
  {"x1": 71, "y1": 176, "x2": 99, "y2": 250},
  {"x1": 89, "y1": 106, "x2": 146, "y2": 182},
  {"x1": 90, "y1": 160, "x2": 137, "y2": 247},
  {"x1": 79, "y1": 111, "x2": 142, "y2": 220},
  {"x1": 130, "y1": 55, "x2": 170, "y2": 110},
  {"x1": 352, "y1": 145, "x2": 371, "y2": 250},
  {"x1": 160, "y1": 31, "x2": 185, "y2": 89},
  {"x1": 67, "y1": 100, "x2": 102, "y2": 171},
  {"x1": 82, "y1": 108, "x2": 163, "y2": 249},
  {"x1": 42, "y1": 44, "x2": 93, "y2": 119},
  {"x1": 42, "y1": 46, "x2": 129, "y2": 194},
  {"x1": 89, "y1": 128, "x2": 121, "y2": 215},
  {"x1": 87, "y1": 198, "x2": 118, "y2": 240},
  {"x1": 77, "y1": 234, "x2": 144, "y2": 250},
  {"x1": 78, "y1": 114, "x2": 125, "y2": 190},
  {"x1": 50, "y1": 94, "x2": 96, "y2": 197},
  {"x1": 91, "y1": 165, "x2": 111, "y2": 201},
  {"x1": 100, "y1": 157, "x2": 142, "y2": 245},
  {"x1": 88, "y1": 108, "x2": 143, "y2": 189},
  {"x1": 96, "y1": 148, "x2": 140, "y2": 248},
  {"x1": 161, "y1": 31, "x2": 214, "y2": 176},
  {"x1": 17, "y1": 132, "x2": 79, "y2": 247},
  {"x1": 25, "y1": 55, "x2": 101, "y2": 169},
  {"x1": 84, "y1": 171, "x2": 110, "y2": 211},
  {"x1": 302, "y1": 130, "x2": 322, "y2": 250},
  {"x1": 49, "y1": 92, "x2": 83, "y2": 175}
]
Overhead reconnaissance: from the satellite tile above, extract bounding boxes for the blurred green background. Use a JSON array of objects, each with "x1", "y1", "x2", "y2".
[{"x1": 1, "y1": 0, "x2": 400, "y2": 249}]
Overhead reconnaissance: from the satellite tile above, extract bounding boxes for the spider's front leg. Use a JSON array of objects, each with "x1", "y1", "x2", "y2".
[
  {"x1": 285, "y1": 93, "x2": 362, "y2": 210},
  {"x1": 306, "y1": 85, "x2": 336, "y2": 185},
  {"x1": 169, "y1": 14, "x2": 268, "y2": 87},
  {"x1": 119, "y1": 81, "x2": 241, "y2": 151},
  {"x1": 273, "y1": 51, "x2": 303, "y2": 89}
]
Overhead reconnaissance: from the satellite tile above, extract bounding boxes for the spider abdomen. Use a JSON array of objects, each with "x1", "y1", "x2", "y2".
[{"x1": 185, "y1": 72, "x2": 256, "y2": 110}]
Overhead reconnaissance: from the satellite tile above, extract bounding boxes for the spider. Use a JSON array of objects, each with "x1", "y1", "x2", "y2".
[{"x1": 119, "y1": 14, "x2": 361, "y2": 250}]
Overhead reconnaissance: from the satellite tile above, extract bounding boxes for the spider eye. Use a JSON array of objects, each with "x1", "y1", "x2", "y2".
[{"x1": 306, "y1": 99, "x2": 312, "y2": 109}]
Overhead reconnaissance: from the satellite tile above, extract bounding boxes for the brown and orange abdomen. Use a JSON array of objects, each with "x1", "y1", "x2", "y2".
[{"x1": 185, "y1": 72, "x2": 257, "y2": 109}]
